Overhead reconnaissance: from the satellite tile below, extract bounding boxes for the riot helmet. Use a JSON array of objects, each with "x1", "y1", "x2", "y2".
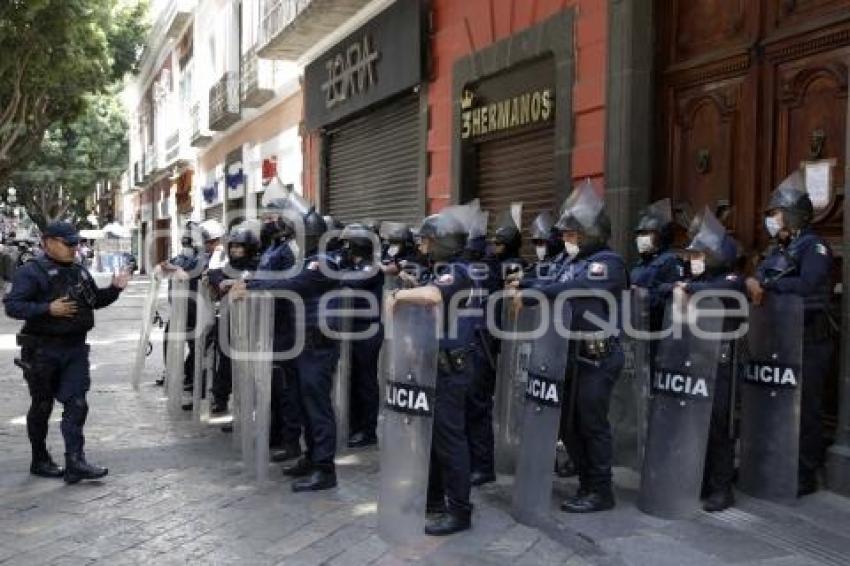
[
  {"x1": 490, "y1": 209, "x2": 522, "y2": 260},
  {"x1": 765, "y1": 171, "x2": 814, "y2": 233},
  {"x1": 418, "y1": 208, "x2": 468, "y2": 263},
  {"x1": 635, "y1": 198, "x2": 674, "y2": 254},
  {"x1": 260, "y1": 189, "x2": 310, "y2": 246},
  {"x1": 180, "y1": 221, "x2": 203, "y2": 257},
  {"x1": 686, "y1": 206, "x2": 736, "y2": 274},
  {"x1": 556, "y1": 179, "x2": 611, "y2": 255},
  {"x1": 303, "y1": 208, "x2": 327, "y2": 254},
  {"x1": 530, "y1": 211, "x2": 561, "y2": 260},
  {"x1": 227, "y1": 220, "x2": 261, "y2": 270},
  {"x1": 340, "y1": 222, "x2": 376, "y2": 260},
  {"x1": 380, "y1": 221, "x2": 414, "y2": 259}
]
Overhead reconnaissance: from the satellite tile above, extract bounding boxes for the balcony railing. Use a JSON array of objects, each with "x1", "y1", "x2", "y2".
[
  {"x1": 208, "y1": 72, "x2": 241, "y2": 131},
  {"x1": 190, "y1": 103, "x2": 212, "y2": 147},
  {"x1": 257, "y1": 0, "x2": 371, "y2": 60},
  {"x1": 241, "y1": 48, "x2": 275, "y2": 108},
  {"x1": 134, "y1": 161, "x2": 144, "y2": 187}
]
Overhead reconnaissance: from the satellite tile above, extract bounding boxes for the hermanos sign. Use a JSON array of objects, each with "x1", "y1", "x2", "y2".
[{"x1": 461, "y1": 88, "x2": 554, "y2": 141}]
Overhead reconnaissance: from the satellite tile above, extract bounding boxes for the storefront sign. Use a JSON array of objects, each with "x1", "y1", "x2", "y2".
[
  {"x1": 461, "y1": 88, "x2": 554, "y2": 141},
  {"x1": 304, "y1": 0, "x2": 422, "y2": 129}
]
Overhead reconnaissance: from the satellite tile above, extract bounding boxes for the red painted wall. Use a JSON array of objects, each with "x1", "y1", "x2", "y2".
[{"x1": 427, "y1": 0, "x2": 608, "y2": 212}]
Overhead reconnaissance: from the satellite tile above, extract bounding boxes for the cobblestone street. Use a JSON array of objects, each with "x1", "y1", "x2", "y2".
[{"x1": 1, "y1": 279, "x2": 849, "y2": 565}]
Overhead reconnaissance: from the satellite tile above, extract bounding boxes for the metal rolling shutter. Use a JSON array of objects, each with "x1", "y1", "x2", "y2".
[
  {"x1": 475, "y1": 126, "x2": 556, "y2": 258},
  {"x1": 325, "y1": 94, "x2": 421, "y2": 226}
]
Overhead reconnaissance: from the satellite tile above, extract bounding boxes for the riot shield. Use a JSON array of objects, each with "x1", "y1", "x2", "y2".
[
  {"x1": 493, "y1": 299, "x2": 539, "y2": 476},
  {"x1": 131, "y1": 274, "x2": 161, "y2": 391},
  {"x1": 243, "y1": 292, "x2": 275, "y2": 481},
  {"x1": 165, "y1": 278, "x2": 190, "y2": 417},
  {"x1": 192, "y1": 279, "x2": 216, "y2": 422},
  {"x1": 637, "y1": 296, "x2": 723, "y2": 519},
  {"x1": 226, "y1": 296, "x2": 250, "y2": 450},
  {"x1": 739, "y1": 294, "x2": 803, "y2": 502},
  {"x1": 511, "y1": 299, "x2": 571, "y2": 527},
  {"x1": 611, "y1": 288, "x2": 651, "y2": 469},
  {"x1": 332, "y1": 294, "x2": 352, "y2": 452},
  {"x1": 377, "y1": 302, "x2": 439, "y2": 545}
]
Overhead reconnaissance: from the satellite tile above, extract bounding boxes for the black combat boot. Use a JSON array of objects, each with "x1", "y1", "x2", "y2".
[
  {"x1": 702, "y1": 488, "x2": 734, "y2": 512},
  {"x1": 210, "y1": 400, "x2": 228, "y2": 415},
  {"x1": 347, "y1": 431, "x2": 377, "y2": 448},
  {"x1": 470, "y1": 470, "x2": 496, "y2": 487},
  {"x1": 64, "y1": 452, "x2": 108, "y2": 484},
  {"x1": 291, "y1": 465, "x2": 337, "y2": 492},
  {"x1": 271, "y1": 442, "x2": 302, "y2": 463},
  {"x1": 560, "y1": 488, "x2": 615, "y2": 513},
  {"x1": 282, "y1": 456, "x2": 314, "y2": 478},
  {"x1": 561, "y1": 484, "x2": 591, "y2": 506},
  {"x1": 555, "y1": 458, "x2": 578, "y2": 478},
  {"x1": 424, "y1": 508, "x2": 472, "y2": 536},
  {"x1": 30, "y1": 452, "x2": 64, "y2": 479}
]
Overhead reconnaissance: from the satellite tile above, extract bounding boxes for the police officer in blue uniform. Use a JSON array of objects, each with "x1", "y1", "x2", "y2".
[
  {"x1": 236, "y1": 209, "x2": 341, "y2": 491},
  {"x1": 389, "y1": 207, "x2": 480, "y2": 535},
  {"x1": 746, "y1": 172, "x2": 834, "y2": 496},
  {"x1": 206, "y1": 222, "x2": 261, "y2": 414},
  {"x1": 631, "y1": 198, "x2": 685, "y2": 328},
  {"x1": 513, "y1": 181, "x2": 626, "y2": 513},
  {"x1": 250, "y1": 198, "x2": 302, "y2": 459},
  {"x1": 4, "y1": 221, "x2": 128, "y2": 482},
  {"x1": 339, "y1": 223, "x2": 385, "y2": 448},
  {"x1": 665, "y1": 208, "x2": 744, "y2": 512},
  {"x1": 528, "y1": 211, "x2": 562, "y2": 280}
]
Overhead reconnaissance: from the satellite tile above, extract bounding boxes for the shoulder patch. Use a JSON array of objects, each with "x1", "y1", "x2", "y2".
[
  {"x1": 816, "y1": 243, "x2": 828, "y2": 256},
  {"x1": 437, "y1": 273, "x2": 455, "y2": 284},
  {"x1": 588, "y1": 262, "x2": 608, "y2": 280}
]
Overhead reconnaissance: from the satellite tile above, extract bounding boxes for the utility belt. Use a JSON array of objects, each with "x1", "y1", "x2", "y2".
[
  {"x1": 438, "y1": 346, "x2": 475, "y2": 374},
  {"x1": 17, "y1": 332, "x2": 86, "y2": 349},
  {"x1": 576, "y1": 335, "x2": 617, "y2": 360}
]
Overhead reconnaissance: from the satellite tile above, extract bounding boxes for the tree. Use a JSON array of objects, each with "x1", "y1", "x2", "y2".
[
  {"x1": 8, "y1": 88, "x2": 130, "y2": 229},
  {"x1": 0, "y1": 0, "x2": 147, "y2": 182}
]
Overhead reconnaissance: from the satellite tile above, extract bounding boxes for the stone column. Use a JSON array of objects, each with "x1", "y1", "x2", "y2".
[{"x1": 604, "y1": 0, "x2": 655, "y2": 260}]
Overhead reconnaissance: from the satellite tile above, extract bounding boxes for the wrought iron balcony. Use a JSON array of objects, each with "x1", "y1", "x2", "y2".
[
  {"x1": 241, "y1": 48, "x2": 275, "y2": 108},
  {"x1": 133, "y1": 161, "x2": 144, "y2": 187},
  {"x1": 190, "y1": 103, "x2": 212, "y2": 147},
  {"x1": 257, "y1": 0, "x2": 371, "y2": 60},
  {"x1": 208, "y1": 72, "x2": 241, "y2": 131}
]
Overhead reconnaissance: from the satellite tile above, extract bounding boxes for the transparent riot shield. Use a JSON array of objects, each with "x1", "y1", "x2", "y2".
[
  {"x1": 494, "y1": 299, "x2": 539, "y2": 476},
  {"x1": 192, "y1": 280, "x2": 216, "y2": 422},
  {"x1": 637, "y1": 296, "x2": 723, "y2": 519},
  {"x1": 131, "y1": 274, "x2": 161, "y2": 391},
  {"x1": 333, "y1": 294, "x2": 352, "y2": 452},
  {"x1": 611, "y1": 288, "x2": 651, "y2": 469},
  {"x1": 226, "y1": 296, "x2": 250, "y2": 450},
  {"x1": 242, "y1": 292, "x2": 275, "y2": 481},
  {"x1": 739, "y1": 294, "x2": 803, "y2": 502},
  {"x1": 511, "y1": 299, "x2": 571, "y2": 527},
  {"x1": 377, "y1": 302, "x2": 439, "y2": 545},
  {"x1": 165, "y1": 278, "x2": 190, "y2": 417}
]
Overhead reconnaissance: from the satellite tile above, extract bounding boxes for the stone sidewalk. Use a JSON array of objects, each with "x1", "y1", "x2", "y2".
[{"x1": 0, "y1": 278, "x2": 848, "y2": 565}]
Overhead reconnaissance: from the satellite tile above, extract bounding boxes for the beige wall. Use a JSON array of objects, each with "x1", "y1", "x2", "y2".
[{"x1": 198, "y1": 92, "x2": 303, "y2": 171}]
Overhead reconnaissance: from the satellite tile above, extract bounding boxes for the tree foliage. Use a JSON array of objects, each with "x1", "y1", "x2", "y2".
[
  {"x1": 0, "y1": 0, "x2": 148, "y2": 182},
  {"x1": 9, "y1": 88, "x2": 130, "y2": 229}
]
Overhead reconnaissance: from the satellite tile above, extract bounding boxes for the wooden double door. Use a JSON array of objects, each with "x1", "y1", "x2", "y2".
[
  {"x1": 656, "y1": 0, "x2": 849, "y2": 251},
  {"x1": 655, "y1": 0, "x2": 850, "y2": 432}
]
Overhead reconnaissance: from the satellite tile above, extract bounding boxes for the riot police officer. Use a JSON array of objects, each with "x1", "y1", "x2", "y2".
[
  {"x1": 529, "y1": 211, "x2": 562, "y2": 279},
  {"x1": 236, "y1": 209, "x2": 341, "y2": 491},
  {"x1": 338, "y1": 223, "x2": 384, "y2": 447},
  {"x1": 670, "y1": 208, "x2": 744, "y2": 512},
  {"x1": 513, "y1": 181, "x2": 626, "y2": 513},
  {"x1": 248, "y1": 196, "x2": 301, "y2": 458},
  {"x1": 388, "y1": 206, "x2": 481, "y2": 535},
  {"x1": 746, "y1": 172, "x2": 834, "y2": 496},
  {"x1": 4, "y1": 221, "x2": 128, "y2": 482},
  {"x1": 206, "y1": 221, "x2": 261, "y2": 414},
  {"x1": 631, "y1": 198, "x2": 685, "y2": 324}
]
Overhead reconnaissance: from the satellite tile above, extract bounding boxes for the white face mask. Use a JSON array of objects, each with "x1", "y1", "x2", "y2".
[
  {"x1": 387, "y1": 244, "x2": 400, "y2": 258},
  {"x1": 564, "y1": 241, "x2": 580, "y2": 259},
  {"x1": 690, "y1": 257, "x2": 706, "y2": 276},
  {"x1": 636, "y1": 235, "x2": 655, "y2": 254},
  {"x1": 181, "y1": 246, "x2": 195, "y2": 258},
  {"x1": 535, "y1": 246, "x2": 547, "y2": 261},
  {"x1": 765, "y1": 215, "x2": 782, "y2": 238}
]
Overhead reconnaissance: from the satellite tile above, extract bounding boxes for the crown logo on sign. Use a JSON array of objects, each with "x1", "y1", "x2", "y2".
[{"x1": 461, "y1": 90, "x2": 475, "y2": 110}]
